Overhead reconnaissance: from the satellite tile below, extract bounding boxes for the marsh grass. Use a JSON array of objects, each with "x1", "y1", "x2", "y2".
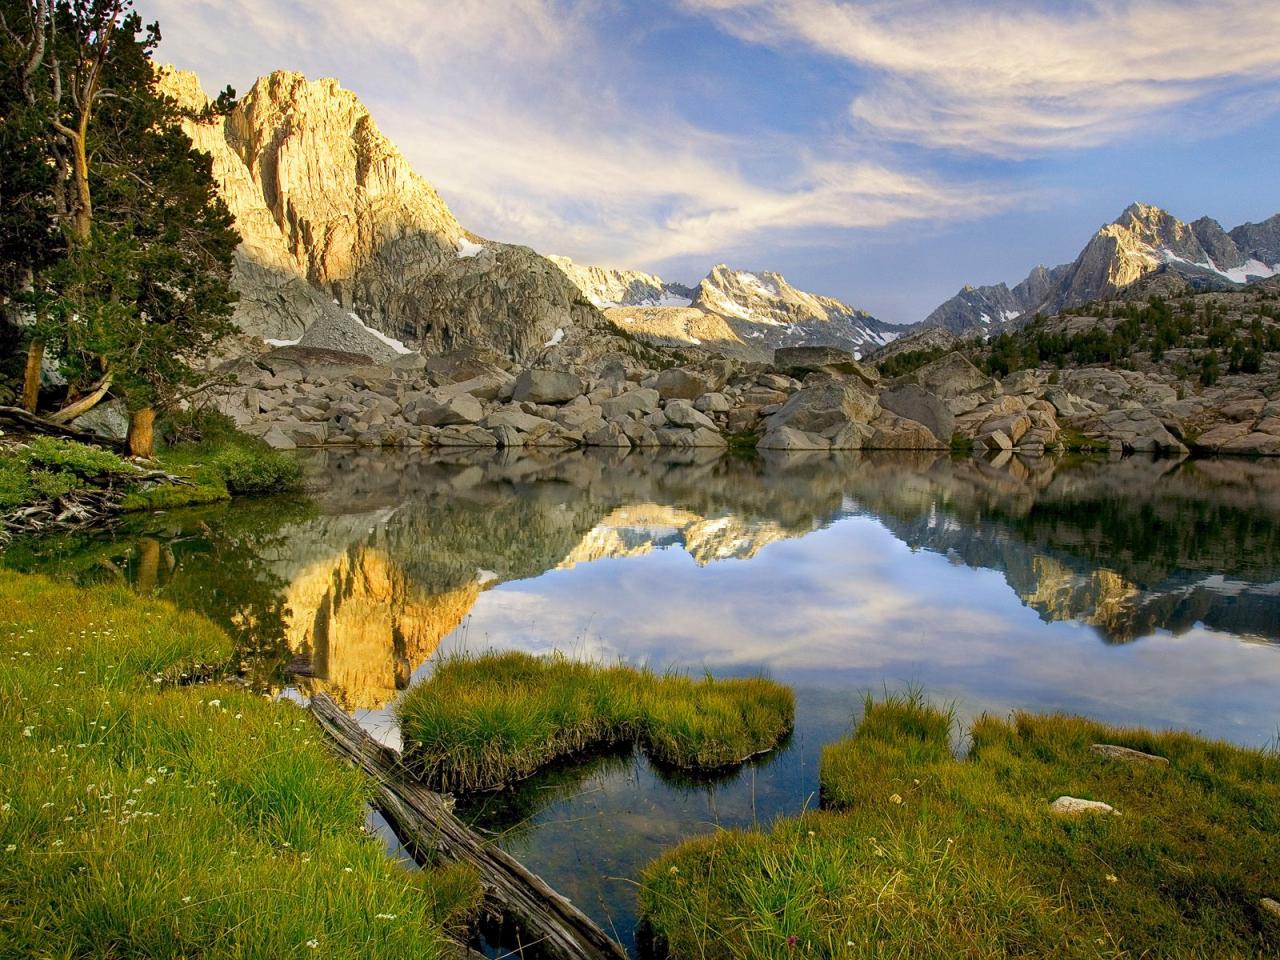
[
  {"x1": 0, "y1": 570, "x2": 480, "y2": 959},
  {"x1": 397, "y1": 651, "x2": 795, "y2": 793},
  {"x1": 639, "y1": 691, "x2": 1280, "y2": 959}
]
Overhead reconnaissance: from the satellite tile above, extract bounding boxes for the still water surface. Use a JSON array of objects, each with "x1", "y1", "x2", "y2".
[{"x1": 8, "y1": 448, "x2": 1280, "y2": 952}]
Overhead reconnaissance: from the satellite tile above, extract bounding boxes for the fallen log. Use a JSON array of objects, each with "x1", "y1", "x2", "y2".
[
  {"x1": 309, "y1": 693, "x2": 628, "y2": 960},
  {"x1": 0, "y1": 404, "x2": 125, "y2": 450}
]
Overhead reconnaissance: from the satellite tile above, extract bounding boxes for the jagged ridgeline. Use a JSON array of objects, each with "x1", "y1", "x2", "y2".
[{"x1": 923, "y1": 202, "x2": 1280, "y2": 335}]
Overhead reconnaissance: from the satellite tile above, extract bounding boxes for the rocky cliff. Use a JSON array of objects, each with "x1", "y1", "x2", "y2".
[
  {"x1": 923, "y1": 203, "x2": 1280, "y2": 335},
  {"x1": 159, "y1": 68, "x2": 600, "y2": 361}
]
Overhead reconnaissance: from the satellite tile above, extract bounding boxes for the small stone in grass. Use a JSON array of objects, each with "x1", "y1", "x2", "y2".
[
  {"x1": 1261, "y1": 897, "x2": 1280, "y2": 920},
  {"x1": 1050, "y1": 796, "x2": 1117, "y2": 816},
  {"x1": 1091, "y1": 743, "x2": 1169, "y2": 766}
]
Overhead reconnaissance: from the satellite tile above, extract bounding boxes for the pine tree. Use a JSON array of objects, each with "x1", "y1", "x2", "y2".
[{"x1": 11, "y1": 1, "x2": 240, "y2": 455}]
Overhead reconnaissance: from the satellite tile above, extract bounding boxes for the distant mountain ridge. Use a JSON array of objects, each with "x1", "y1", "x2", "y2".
[
  {"x1": 551, "y1": 257, "x2": 897, "y2": 359},
  {"x1": 924, "y1": 203, "x2": 1280, "y2": 334}
]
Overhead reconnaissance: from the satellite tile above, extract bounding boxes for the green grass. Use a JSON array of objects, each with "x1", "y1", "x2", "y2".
[
  {"x1": 0, "y1": 570, "x2": 480, "y2": 958},
  {"x1": 397, "y1": 651, "x2": 795, "y2": 793},
  {"x1": 0, "y1": 417, "x2": 300, "y2": 526},
  {"x1": 639, "y1": 691, "x2": 1280, "y2": 959},
  {"x1": 0, "y1": 437, "x2": 137, "y2": 512},
  {"x1": 155, "y1": 411, "x2": 302, "y2": 497}
]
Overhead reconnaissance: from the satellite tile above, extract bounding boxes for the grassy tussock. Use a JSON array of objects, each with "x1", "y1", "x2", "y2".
[
  {"x1": 0, "y1": 570, "x2": 480, "y2": 959},
  {"x1": 640, "y1": 691, "x2": 1280, "y2": 959},
  {"x1": 397, "y1": 651, "x2": 794, "y2": 793}
]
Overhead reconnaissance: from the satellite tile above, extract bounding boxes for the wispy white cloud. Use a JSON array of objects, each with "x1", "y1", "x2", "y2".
[
  {"x1": 683, "y1": 0, "x2": 1280, "y2": 156},
  {"x1": 141, "y1": 0, "x2": 1006, "y2": 273}
]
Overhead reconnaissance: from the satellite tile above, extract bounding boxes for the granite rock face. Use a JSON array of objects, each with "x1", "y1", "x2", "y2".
[{"x1": 158, "y1": 67, "x2": 600, "y2": 360}]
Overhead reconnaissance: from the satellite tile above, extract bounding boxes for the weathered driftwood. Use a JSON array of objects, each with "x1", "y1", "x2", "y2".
[
  {"x1": 309, "y1": 693, "x2": 628, "y2": 960},
  {"x1": 0, "y1": 404, "x2": 124, "y2": 449}
]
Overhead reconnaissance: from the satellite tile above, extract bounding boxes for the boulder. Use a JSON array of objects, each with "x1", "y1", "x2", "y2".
[
  {"x1": 757, "y1": 426, "x2": 829, "y2": 451},
  {"x1": 585, "y1": 422, "x2": 633, "y2": 448},
  {"x1": 70, "y1": 399, "x2": 130, "y2": 442},
  {"x1": 261, "y1": 425, "x2": 297, "y2": 450},
  {"x1": 512, "y1": 369, "x2": 584, "y2": 405},
  {"x1": 869, "y1": 413, "x2": 946, "y2": 450},
  {"x1": 663, "y1": 399, "x2": 718, "y2": 431},
  {"x1": 1049, "y1": 796, "x2": 1117, "y2": 816},
  {"x1": 600, "y1": 388, "x2": 660, "y2": 420},
  {"x1": 655, "y1": 426, "x2": 728, "y2": 448},
  {"x1": 437, "y1": 372, "x2": 514, "y2": 402},
  {"x1": 879, "y1": 384, "x2": 955, "y2": 444},
  {"x1": 766, "y1": 381, "x2": 880, "y2": 435},
  {"x1": 654, "y1": 367, "x2": 715, "y2": 401},
  {"x1": 410, "y1": 393, "x2": 484, "y2": 427},
  {"x1": 774, "y1": 346, "x2": 879, "y2": 387},
  {"x1": 895, "y1": 352, "x2": 996, "y2": 399},
  {"x1": 483, "y1": 409, "x2": 557, "y2": 435},
  {"x1": 1090, "y1": 744, "x2": 1169, "y2": 766},
  {"x1": 695, "y1": 392, "x2": 731, "y2": 413},
  {"x1": 431, "y1": 425, "x2": 499, "y2": 447}
]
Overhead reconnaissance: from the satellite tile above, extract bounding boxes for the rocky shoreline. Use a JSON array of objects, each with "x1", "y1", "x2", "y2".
[{"x1": 203, "y1": 343, "x2": 1279, "y2": 457}]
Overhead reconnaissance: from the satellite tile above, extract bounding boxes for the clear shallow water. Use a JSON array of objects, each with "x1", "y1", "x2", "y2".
[{"x1": 7, "y1": 448, "x2": 1280, "y2": 953}]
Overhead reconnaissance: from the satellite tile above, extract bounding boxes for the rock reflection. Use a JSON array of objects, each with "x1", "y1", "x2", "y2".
[{"x1": 7, "y1": 448, "x2": 1280, "y2": 709}]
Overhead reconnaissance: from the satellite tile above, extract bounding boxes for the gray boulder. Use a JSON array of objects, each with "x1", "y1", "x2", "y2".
[
  {"x1": 512, "y1": 369, "x2": 584, "y2": 405},
  {"x1": 600, "y1": 388, "x2": 660, "y2": 420},
  {"x1": 410, "y1": 393, "x2": 484, "y2": 427},
  {"x1": 774, "y1": 346, "x2": 879, "y2": 387},
  {"x1": 654, "y1": 367, "x2": 714, "y2": 401},
  {"x1": 879, "y1": 384, "x2": 955, "y2": 444},
  {"x1": 663, "y1": 399, "x2": 718, "y2": 431},
  {"x1": 766, "y1": 381, "x2": 879, "y2": 435},
  {"x1": 895, "y1": 352, "x2": 996, "y2": 399}
]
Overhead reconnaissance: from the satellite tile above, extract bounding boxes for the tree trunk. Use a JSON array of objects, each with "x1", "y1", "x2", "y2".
[
  {"x1": 127, "y1": 406, "x2": 155, "y2": 459},
  {"x1": 47, "y1": 373, "x2": 113, "y2": 424},
  {"x1": 21, "y1": 339, "x2": 44, "y2": 412},
  {"x1": 69, "y1": 129, "x2": 92, "y2": 242}
]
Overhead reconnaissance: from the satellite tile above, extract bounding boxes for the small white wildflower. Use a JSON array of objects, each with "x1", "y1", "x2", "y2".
[
  {"x1": 145, "y1": 777, "x2": 157, "y2": 785},
  {"x1": 343, "y1": 867, "x2": 353, "y2": 873},
  {"x1": 207, "y1": 699, "x2": 221, "y2": 708},
  {"x1": 4, "y1": 844, "x2": 15, "y2": 853},
  {"x1": 305, "y1": 939, "x2": 319, "y2": 949},
  {"x1": 374, "y1": 913, "x2": 397, "y2": 920},
  {"x1": 888, "y1": 793, "x2": 903, "y2": 805},
  {"x1": 21, "y1": 727, "x2": 32, "y2": 737},
  {"x1": 182, "y1": 896, "x2": 192, "y2": 904}
]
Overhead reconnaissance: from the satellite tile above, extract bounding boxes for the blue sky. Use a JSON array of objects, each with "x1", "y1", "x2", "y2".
[{"x1": 144, "y1": 0, "x2": 1280, "y2": 324}]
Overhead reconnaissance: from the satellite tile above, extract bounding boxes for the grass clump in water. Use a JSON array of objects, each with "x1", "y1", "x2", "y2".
[
  {"x1": 0, "y1": 570, "x2": 480, "y2": 959},
  {"x1": 639, "y1": 691, "x2": 1280, "y2": 959},
  {"x1": 397, "y1": 651, "x2": 794, "y2": 793}
]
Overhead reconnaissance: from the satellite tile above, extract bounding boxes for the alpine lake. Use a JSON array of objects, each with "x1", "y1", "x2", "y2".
[{"x1": 7, "y1": 447, "x2": 1280, "y2": 955}]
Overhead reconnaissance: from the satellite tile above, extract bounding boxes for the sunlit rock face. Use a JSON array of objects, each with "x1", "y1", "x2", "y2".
[
  {"x1": 157, "y1": 67, "x2": 598, "y2": 359},
  {"x1": 284, "y1": 545, "x2": 481, "y2": 710}
]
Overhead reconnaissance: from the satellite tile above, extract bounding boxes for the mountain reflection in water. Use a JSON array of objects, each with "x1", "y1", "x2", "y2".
[
  {"x1": 12, "y1": 446, "x2": 1280, "y2": 954},
  {"x1": 7, "y1": 448, "x2": 1280, "y2": 721}
]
